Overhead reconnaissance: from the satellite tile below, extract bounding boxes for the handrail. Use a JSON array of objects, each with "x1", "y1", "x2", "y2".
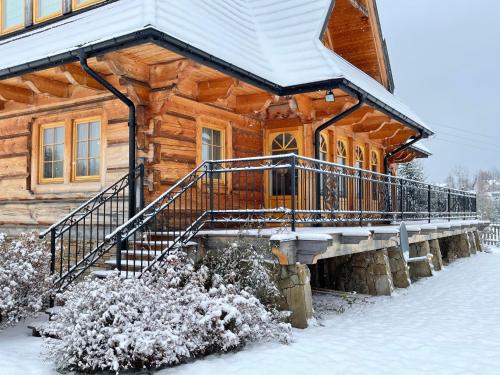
[
  {"x1": 106, "y1": 161, "x2": 210, "y2": 242},
  {"x1": 39, "y1": 165, "x2": 142, "y2": 238}
]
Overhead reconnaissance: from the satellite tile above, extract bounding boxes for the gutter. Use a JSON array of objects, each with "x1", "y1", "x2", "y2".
[
  {"x1": 314, "y1": 94, "x2": 365, "y2": 212},
  {"x1": 383, "y1": 132, "x2": 424, "y2": 174},
  {"x1": 79, "y1": 52, "x2": 137, "y2": 219},
  {"x1": 0, "y1": 28, "x2": 432, "y2": 139}
]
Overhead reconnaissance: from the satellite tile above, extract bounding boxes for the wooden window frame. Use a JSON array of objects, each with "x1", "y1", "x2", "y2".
[
  {"x1": 33, "y1": 0, "x2": 63, "y2": 24},
  {"x1": 355, "y1": 145, "x2": 365, "y2": 169},
  {"x1": 39, "y1": 122, "x2": 65, "y2": 184},
  {"x1": 336, "y1": 139, "x2": 347, "y2": 166},
  {"x1": 0, "y1": 0, "x2": 25, "y2": 34},
  {"x1": 71, "y1": 0, "x2": 102, "y2": 11},
  {"x1": 319, "y1": 133, "x2": 329, "y2": 162},
  {"x1": 371, "y1": 150, "x2": 380, "y2": 173},
  {"x1": 196, "y1": 117, "x2": 232, "y2": 185},
  {"x1": 72, "y1": 117, "x2": 102, "y2": 182}
]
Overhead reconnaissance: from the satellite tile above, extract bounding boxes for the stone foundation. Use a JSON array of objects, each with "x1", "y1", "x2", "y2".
[
  {"x1": 387, "y1": 247, "x2": 411, "y2": 288},
  {"x1": 473, "y1": 231, "x2": 483, "y2": 251},
  {"x1": 408, "y1": 241, "x2": 433, "y2": 279},
  {"x1": 429, "y1": 239, "x2": 444, "y2": 271},
  {"x1": 278, "y1": 264, "x2": 313, "y2": 329},
  {"x1": 310, "y1": 249, "x2": 394, "y2": 296}
]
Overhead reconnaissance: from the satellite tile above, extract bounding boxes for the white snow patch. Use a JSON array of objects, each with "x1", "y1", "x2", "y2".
[{"x1": 2, "y1": 249, "x2": 500, "y2": 374}]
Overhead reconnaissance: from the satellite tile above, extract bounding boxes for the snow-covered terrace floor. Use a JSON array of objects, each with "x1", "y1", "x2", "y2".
[{"x1": 2, "y1": 247, "x2": 499, "y2": 374}]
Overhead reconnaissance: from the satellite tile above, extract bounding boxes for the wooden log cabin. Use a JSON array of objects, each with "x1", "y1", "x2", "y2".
[{"x1": 0, "y1": 0, "x2": 477, "y2": 288}]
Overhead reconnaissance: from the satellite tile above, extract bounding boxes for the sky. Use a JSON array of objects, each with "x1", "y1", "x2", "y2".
[{"x1": 377, "y1": 0, "x2": 500, "y2": 183}]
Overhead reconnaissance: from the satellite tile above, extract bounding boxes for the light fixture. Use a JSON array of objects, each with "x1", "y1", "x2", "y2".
[{"x1": 325, "y1": 89, "x2": 335, "y2": 102}]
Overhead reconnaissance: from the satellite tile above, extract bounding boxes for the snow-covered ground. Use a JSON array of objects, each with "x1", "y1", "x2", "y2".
[{"x1": 1, "y1": 248, "x2": 500, "y2": 375}]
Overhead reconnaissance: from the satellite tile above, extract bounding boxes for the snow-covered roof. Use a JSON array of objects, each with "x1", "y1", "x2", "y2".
[
  {"x1": 0, "y1": 0, "x2": 432, "y2": 134},
  {"x1": 409, "y1": 141, "x2": 432, "y2": 156}
]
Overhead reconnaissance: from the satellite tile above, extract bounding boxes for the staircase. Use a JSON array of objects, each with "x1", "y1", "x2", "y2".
[{"x1": 40, "y1": 161, "x2": 212, "y2": 292}]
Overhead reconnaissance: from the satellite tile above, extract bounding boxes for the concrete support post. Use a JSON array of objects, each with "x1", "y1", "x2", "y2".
[
  {"x1": 387, "y1": 247, "x2": 411, "y2": 288},
  {"x1": 278, "y1": 264, "x2": 313, "y2": 329},
  {"x1": 429, "y1": 239, "x2": 444, "y2": 271}
]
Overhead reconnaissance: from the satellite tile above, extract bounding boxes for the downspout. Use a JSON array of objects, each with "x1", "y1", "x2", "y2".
[
  {"x1": 383, "y1": 132, "x2": 423, "y2": 175},
  {"x1": 79, "y1": 52, "x2": 137, "y2": 219},
  {"x1": 314, "y1": 94, "x2": 365, "y2": 212}
]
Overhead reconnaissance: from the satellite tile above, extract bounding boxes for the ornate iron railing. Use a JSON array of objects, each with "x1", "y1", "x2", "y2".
[
  {"x1": 482, "y1": 224, "x2": 500, "y2": 247},
  {"x1": 39, "y1": 165, "x2": 144, "y2": 291},
  {"x1": 104, "y1": 154, "x2": 477, "y2": 278}
]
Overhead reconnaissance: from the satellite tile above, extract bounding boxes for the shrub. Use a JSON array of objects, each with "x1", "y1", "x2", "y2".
[
  {"x1": 0, "y1": 232, "x2": 53, "y2": 328},
  {"x1": 204, "y1": 236, "x2": 282, "y2": 307},
  {"x1": 45, "y1": 250, "x2": 291, "y2": 373}
]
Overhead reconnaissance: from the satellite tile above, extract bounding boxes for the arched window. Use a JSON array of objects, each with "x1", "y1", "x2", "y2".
[
  {"x1": 271, "y1": 133, "x2": 298, "y2": 196},
  {"x1": 271, "y1": 132, "x2": 298, "y2": 156},
  {"x1": 319, "y1": 134, "x2": 328, "y2": 162},
  {"x1": 371, "y1": 151, "x2": 379, "y2": 200},
  {"x1": 355, "y1": 146, "x2": 364, "y2": 169},
  {"x1": 336, "y1": 140, "x2": 347, "y2": 166},
  {"x1": 371, "y1": 151, "x2": 379, "y2": 173}
]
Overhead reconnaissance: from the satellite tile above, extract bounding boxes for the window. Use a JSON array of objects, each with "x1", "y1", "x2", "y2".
[
  {"x1": 34, "y1": 0, "x2": 62, "y2": 23},
  {"x1": 336, "y1": 140, "x2": 347, "y2": 166},
  {"x1": 371, "y1": 151, "x2": 379, "y2": 200},
  {"x1": 40, "y1": 123, "x2": 65, "y2": 183},
  {"x1": 1, "y1": 0, "x2": 24, "y2": 33},
  {"x1": 355, "y1": 146, "x2": 364, "y2": 169},
  {"x1": 201, "y1": 127, "x2": 224, "y2": 162},
  {"x1": 319, "y1": 134, "x2": 328, "y2": 162},
  {"x1": 72, "y1": 0, "x2": 102, "y2": 11},
  {"x1": 73, "y1": 119, "x2": 101, "y2": 180},
  {"x1": 271, "y1": 132, "x2": 298, "y2": 196}
]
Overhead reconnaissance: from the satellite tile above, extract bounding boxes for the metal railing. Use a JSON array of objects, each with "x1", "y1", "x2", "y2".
[
  {"x1": 482, "y1": 224, "x2": 500, "y2": 247},
  {"x1": 40, "y1": 165, "x2": 144, "y2": 291},
  {"x1": 104, "y1": 154, "x2": 477, "y2": 278}
]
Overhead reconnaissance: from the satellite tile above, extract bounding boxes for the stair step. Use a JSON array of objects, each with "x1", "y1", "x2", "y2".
[
  {"x1": 127, "y1": 240, "x2": 198, "y2": 250},
  {"x1": 92, "y1": 270, "x2": 138, "y2": 279},
  {"x1": 105, "y1": 259, "x2": 152, "y2": 269}
]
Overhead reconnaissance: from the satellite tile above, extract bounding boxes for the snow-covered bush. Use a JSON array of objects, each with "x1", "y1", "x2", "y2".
[
  {"x1": 204, "y1": 236, "x2": 282, "y2": 307},
  {"x1": 45, "y1": 250, "x2": 291, "y2": 373},
  {"x1": 0, "y1": 232, "x2": 53, "y2": 328}
]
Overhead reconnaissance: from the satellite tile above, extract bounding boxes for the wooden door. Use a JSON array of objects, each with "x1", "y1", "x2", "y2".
[{"x1": 265, "y1": 129, "x2": 303, "y2": 210}]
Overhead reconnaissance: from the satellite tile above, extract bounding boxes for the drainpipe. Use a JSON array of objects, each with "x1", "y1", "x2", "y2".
[
  {"x1": 79, "y1": 52, "x2": 137, "y2": 219},
  {"x1": 314, "y1": 94, "x2": 365, "y2": 213},
  {"x1": 383, "y1": 132, "x2": 423, "y2": 175}
]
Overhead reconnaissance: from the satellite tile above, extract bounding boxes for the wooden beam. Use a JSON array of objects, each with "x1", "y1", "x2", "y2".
[
  {"x1": 349, "y1": 0, "x2": 369, "y2": 17},
  {"x1": 334, "y1": 106, "x2": 376, "y2": 126},
  {"x1": 0, "y1": 83, "x2": 34, "y2": 104},
  {"x1": 294, "y1": 94, "x2": 314, "y2": 121},
  {"x1": 235, "y1": 93, "x2": 273, "y2": 115},
  {"x1": 58, "y1": 64, "x2": 103, "y2": 90},
  {"x1": 369, "y1": 123, "x2": 404, "y2": 140},
  {"x1": 197, "y1": 78, "x2": 236, "y2": 103},
  {"x1": 119, "y1": 77, "x2": 150, "y2": 105},
  {"x1": 20, "y1": 74, "x2": 70, "y2": 98},
  {"x1": 351, "y1": 115, "x2": 391, "y2": 132},
  {"x1": 385, "y1": 131, "x2": 415, "y2": 146},
  {"x1": 98, "y1": 52, "x2": 150, "y2": 83}
]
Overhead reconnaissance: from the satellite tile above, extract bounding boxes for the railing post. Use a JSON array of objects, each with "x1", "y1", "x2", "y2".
[
  {"x1": 209, "y1": 161, "x2": 215, "y2": 228},
  {"x1": 358, "y1": 170, "x2": 363, "y2": 226},
  {"x1": 49, "y1": 228, "x2": 56, "y2": 276},
  {"x1": 400, "y1": 179, "x2": 404, "y2": 221},
  {"x1": 428, "y1": 184, "x2": 432, "y2": 223},
  {"x1": 138, "y1": 164, "x2": 145, "y2": 212},
  {"x1": 290, "y1": 155, "x2": 296, "y2": 232},
  {"x1": 116, "y1": 233, "x2": 124, "y2": 272},
  {"x1": 448, "y1": 188, "x2": 451, "y2": 222}
]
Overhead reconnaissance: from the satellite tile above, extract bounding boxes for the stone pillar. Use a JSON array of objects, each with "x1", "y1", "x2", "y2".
[
  {"x1": 429, "y1": 239, "x2": 444, "y2": 271},
  {"x1": 467, "y1": 232, "x2": 477, "y2": 255},
  {"x1": 473, "y1": 231, "x2": 483, "y2": 252},
  {"x1": 387, "y1": 247, "x2": 411, "y2": 288},
  {"x1": 278, "y1": 264, "x2": 313, "y2": 329},
  {"x1": 439, "y1": 235, "x2": 461, "y2": 264},
  {"x1": 408, "y1": 241, "x2": 433, "y2": 279},
  {"x1": 457, "y1": 233, "x2": 472, "y2": 258},
  {"x1": 349, "y1": 249, "x2": 394, "y2": 296}
]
